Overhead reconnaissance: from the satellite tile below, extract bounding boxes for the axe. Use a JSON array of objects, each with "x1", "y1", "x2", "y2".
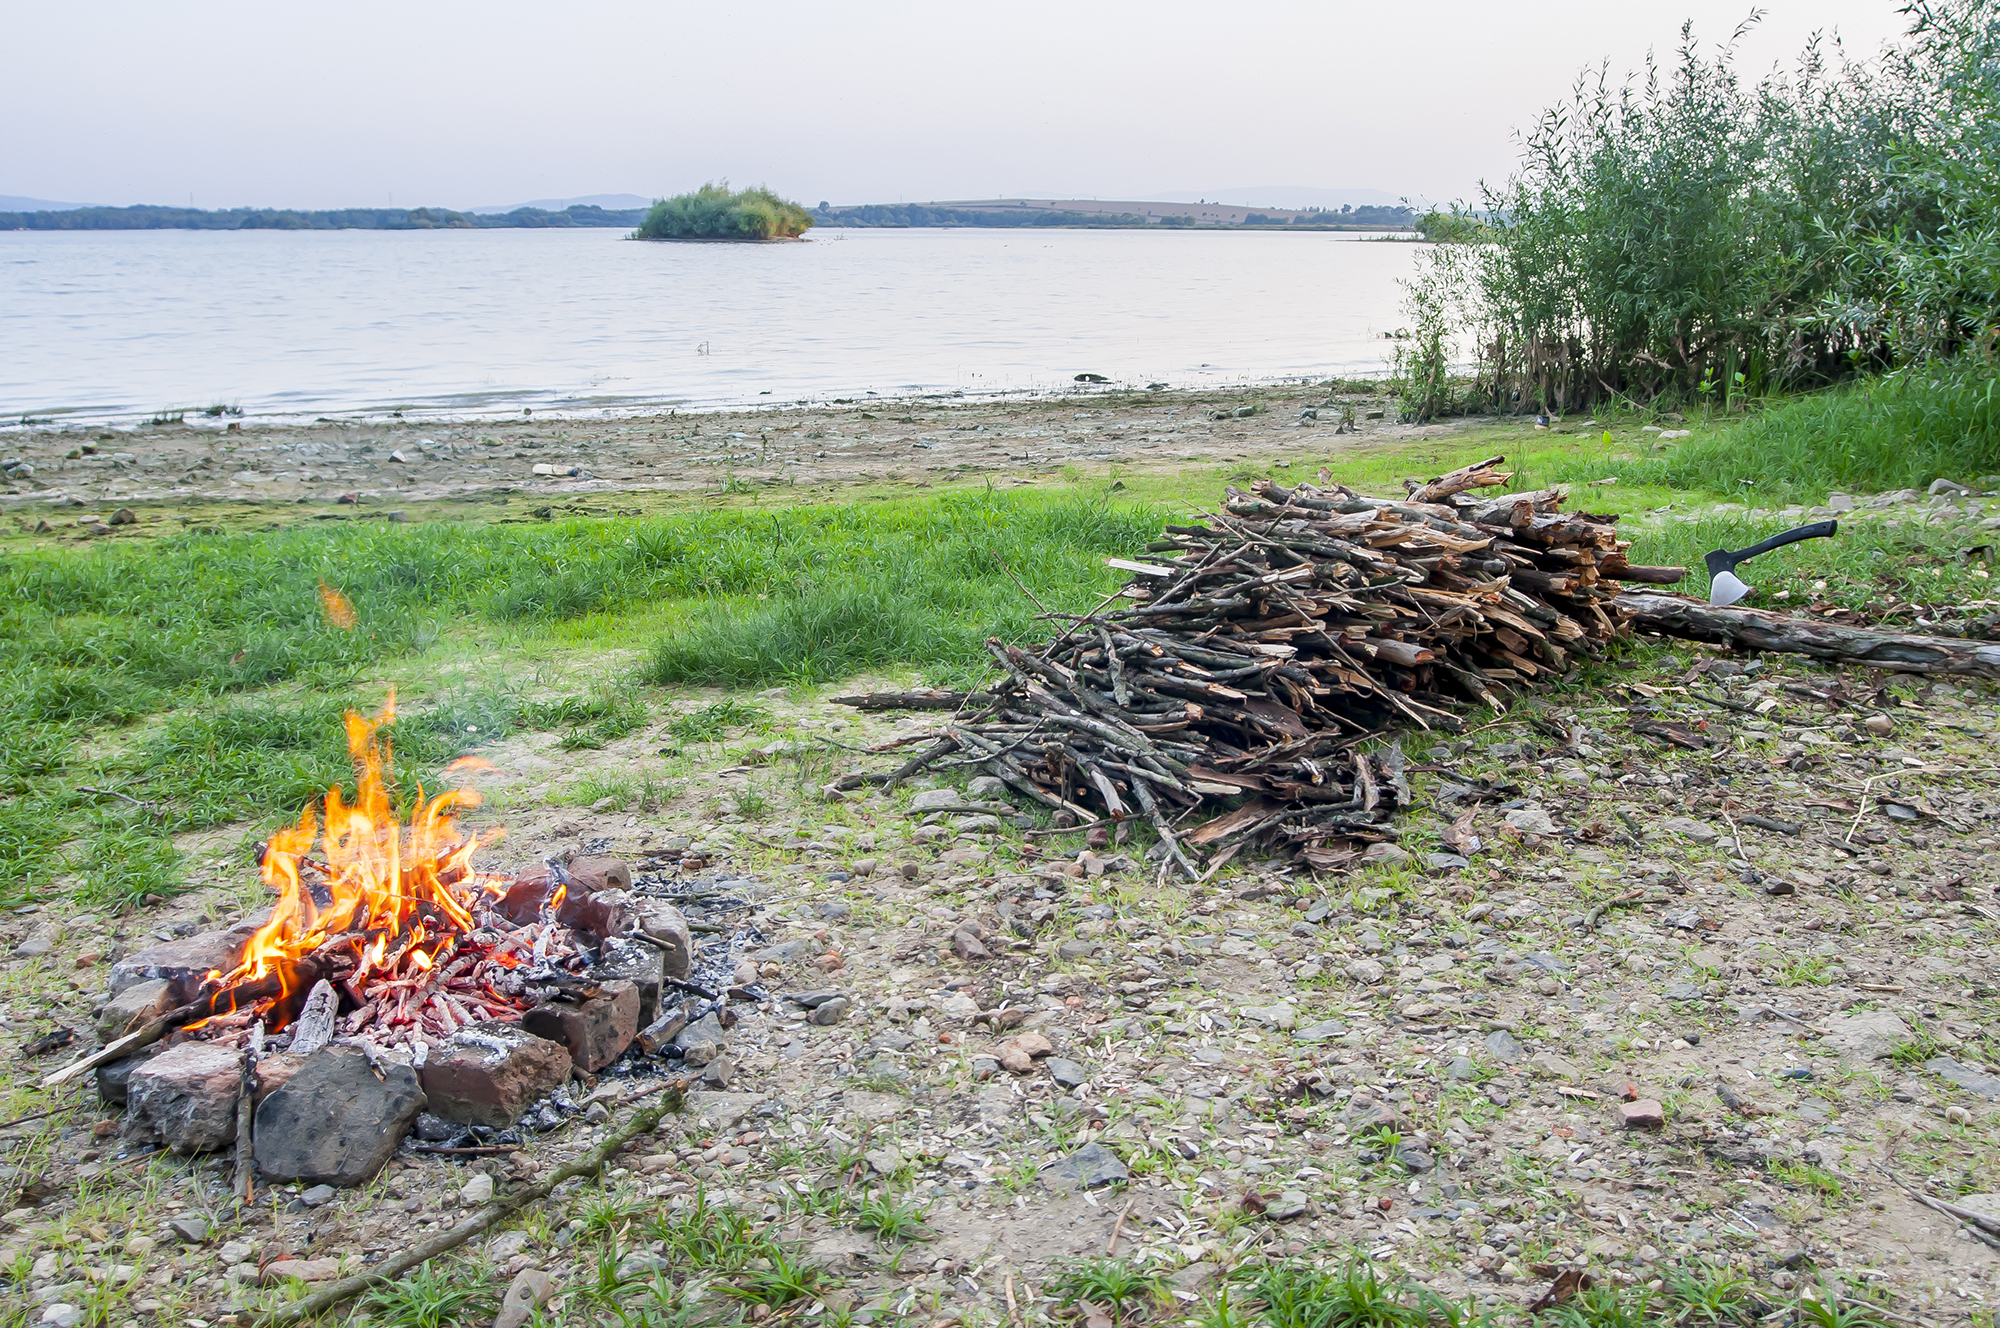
[{"x1": 1704, "y1": 520, "x2": 1838, "y2": 606}]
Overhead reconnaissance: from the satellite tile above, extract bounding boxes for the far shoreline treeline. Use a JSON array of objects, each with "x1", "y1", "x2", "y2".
[
  {"x1": 0, "y1": 203, "x2": 650, "y2": 232},
  {"x1": 3, "y1": 198, "x2": 1419, "y2": 233}
]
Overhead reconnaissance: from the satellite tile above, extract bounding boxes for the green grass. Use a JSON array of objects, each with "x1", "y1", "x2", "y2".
[
  {"x1": 0, "y1": 487, "x2": 1156, "y2": 906},
  {"x1": 1546, "y1": 358, "x2": 2000, "y2": 505}
]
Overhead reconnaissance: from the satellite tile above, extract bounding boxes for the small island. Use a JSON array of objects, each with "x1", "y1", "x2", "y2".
[{"x1": 633, "y1": 183, "x2": 814, "y2": 242}]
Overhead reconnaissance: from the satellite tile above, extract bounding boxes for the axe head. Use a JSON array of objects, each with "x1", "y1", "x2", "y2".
[{"x1": 1708, "y1": 568, "x2": 1752, "y2": 607}]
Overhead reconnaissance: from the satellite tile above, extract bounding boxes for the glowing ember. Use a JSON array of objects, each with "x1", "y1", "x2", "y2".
[{"x1": 204, "y1": 693, "x2": 563, "y2": 1046}]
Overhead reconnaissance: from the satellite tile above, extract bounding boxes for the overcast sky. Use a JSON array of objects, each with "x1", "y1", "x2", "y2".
[{"x1": 6, "y1": 0, "x2": 1914, "y2": 211}]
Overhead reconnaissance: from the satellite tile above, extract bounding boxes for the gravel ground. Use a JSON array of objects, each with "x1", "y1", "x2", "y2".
[{"x1": 2, "y1": 648, "x2": 1995, "y2": 1326}]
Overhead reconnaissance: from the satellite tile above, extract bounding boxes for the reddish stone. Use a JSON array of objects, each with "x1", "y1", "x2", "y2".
[
  {"x1": 566, "y1": 856, "x2": 631, "y2": 893},
  {"x1": 521, "y1": 979, "x2": 639, "y2": 1072},
  {"x1": 421, "y1": 1023, "x2": 573, "y2": 1126},
  {"x1": 1621, "y1": 1098, "x2": 1666, "y2": 1129}
]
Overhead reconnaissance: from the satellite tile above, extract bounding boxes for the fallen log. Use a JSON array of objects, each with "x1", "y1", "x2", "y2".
[
  {"x1": 1615, "y1": 593, "x2": 2000, "y2": 678},
  {"x1": 829, "y1": 690, "x2": 973, "y2": 710}
]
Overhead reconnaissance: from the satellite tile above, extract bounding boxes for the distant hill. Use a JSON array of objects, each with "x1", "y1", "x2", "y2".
[
  {"x1": 1150, "y1": 186, "x2": 1420, "y2": 211},
  {"x1": 818, "y1": 197, "x2": 1415, "y2": 230},
  {"x1": 0, "y1": 194, "x2": 89, "y2": 212},
  {"x1": 467, "y1": 192, "x2": 654, "y2": 215},
  {"x1": 0, "y1": 203, "x2": 649, "y2": 232}
]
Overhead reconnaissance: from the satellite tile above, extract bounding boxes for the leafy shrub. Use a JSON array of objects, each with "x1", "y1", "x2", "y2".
[{"x1": 636, "y1": 183, "x2": 814, "y2": 241}]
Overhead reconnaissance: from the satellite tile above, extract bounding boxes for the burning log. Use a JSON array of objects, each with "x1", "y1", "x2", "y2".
[{"x1": 46, "y1": 956, "x2": 325, "y2": 1089}]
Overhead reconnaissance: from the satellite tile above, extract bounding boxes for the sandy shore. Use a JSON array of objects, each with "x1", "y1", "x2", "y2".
[{"x1": 0, "y1": 386, "x2": 1481, "y2": 520}]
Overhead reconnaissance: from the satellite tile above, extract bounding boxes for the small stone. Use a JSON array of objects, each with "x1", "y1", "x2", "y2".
[
  {"x1": 1265, "y1": 1190, "x2": 1309, "y2": 1221},
  {"x1": 1047, "y1": 1057, "x2": 1087, "y2": 1088},
  {"x1": 1484, "y1": 1029, "x2": 1524, "y2": 1063},
  {"x1": 109, "y1": 922, "x2": 258, "y2": 1003},
  {"x1": 1447, "y1": 1056, "x2": 1478, "y2": 1080},
  {"x1": 1503, "y1": 807, "x2": 1559, "y2": 836},
  {"x1": 167, "y1": 1216, "x2": 210, "y2": 1244},
  {"x1": 952, "y1": 929, "x2": 991, "y2": 962},
  {"x1": 584, "y1": 1100, "x2": 611, "y2": 1123},
  {"x1": 971, "y1": 1055, "x2": 1001, "y2": 1079},
  {"x1": 262, "y1": 1257, "x2": 343, "y2": 1285},
  {"x1": 486, "y1": 1230, "x2": 530, "y2": 1262},
  {"x1": 1528, "y1": 1052, "x2": 1580, "y2": 1081},
  {"x1": 1057, "y1": 940, "x2": 1098, "y2": 961},
  {"x1": 39, "y1": 1305, "x2": 81, "y2": 1328},
  {"x1": 595, "y1": 936, "x2": 666, "y2": 1025},
  {"x1": 1396, "y1": 1147, "x2": 1435, "y2": 1173},
  {"x1": 1346, "y1": 959, "x2": 1386, "y2": 985},
  {"x1": 1362, "y1": 843, "x2": 1412, "y2": 867},
  {"x1": 1043, "y1": 1140, "x2": 1129, "y2": 1190},
  {"x1": 968, "y1": 776, "x2": 1008, "y2": 798},
  {"x1": 1927, "y1": 1056, "x2": 2000, "y2": 1098},
  {"x1": 1011, "y1": 1030, "x2": 1054, "y2": 1057},
  {"x1": 1862, "y1": 714, "x2": 1894, "y2": 737},
  {"x1": 299, "y1": 1184, "x2": 337, "y2": 1208},
  {"x1": 702, "y1": 1054, "x2": 735, "y2": 1087},
  {"x1": 1622, "y1": 1099, "x2": 1666, "y2": 1129},
  {"x1": 1293, "y1": 1020, "x2": 1349, "y2": 1044},
  {"x1": 1241, "y1": 1003, "x2": 1296, "y2": 1031},
  {"x1": 809, "y1": 997, "x2": 850, "y2": 1026},
  {"x1": 633, "y1": 903, "x2": 694, "y2": 980},
  {"x1": 681, "y1": 1039, "x2": 722, "y2": 1067},
  {"x1": 907, "y1": 789, "x2": 960, "y2": 812},
  {"x1": 495, "y1": 1269, "x2": 556, "y2": 1328},
  {"x1": 461, "y1": 1173, "x2": 495, "y2": 1205}
]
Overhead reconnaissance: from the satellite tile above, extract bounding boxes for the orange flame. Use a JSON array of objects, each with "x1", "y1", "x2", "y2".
[
  {"x1": 319, "y1": 582, "x2": 358, "y2": 630},
  {"x1": 222, "y1": 692, "x2": 497, "y2": 999}
]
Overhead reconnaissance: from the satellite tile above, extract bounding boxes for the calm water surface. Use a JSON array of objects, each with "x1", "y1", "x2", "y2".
[{"x1": 1, "y1": 227, "x2": 1417, "y2": 424}]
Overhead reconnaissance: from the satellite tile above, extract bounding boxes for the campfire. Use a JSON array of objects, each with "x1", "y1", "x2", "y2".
[{"x1": 196, "y1": 696, "x2": 573, "y2": 1052}]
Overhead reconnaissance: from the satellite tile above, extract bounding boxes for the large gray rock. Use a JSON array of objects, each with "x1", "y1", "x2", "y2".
[
  {"x1": 254, "y1": 1045, "x2": 424, "y2": 1186},
  {"x1": 124, "y1": 1041, "x2": 242, "y2": 1153},
  {"x1": 1043, "y1": 1141, "x2": 1129, "y2": 1190},
  {"x1": 109, "y1": 921, "x2": 261, "y2": 1003},
  {"x1": 420, "y1": 1023, "x2": 573, "y2": 1126},
  {"x1": 97, "y1": 979, "x2": 173, "y2": 1044},
  {"x1": 1823, "y1": 1011, "x2": 1911, "y2": 1062},
  {"x1": 1927, "y1": 1056, "x2": 2000, "y2": 1099}
]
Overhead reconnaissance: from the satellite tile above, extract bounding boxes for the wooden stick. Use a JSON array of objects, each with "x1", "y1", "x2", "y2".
[
  {"x1": 1104, "y1": 1195, "x2": 1137, "y2": 1255},
  {"x1": 260, "y1": 1093, "x2": 680, "y2": 1325}
]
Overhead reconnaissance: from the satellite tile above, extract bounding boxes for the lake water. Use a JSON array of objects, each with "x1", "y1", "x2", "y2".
[{"x1": 1, "y1": 226, "x2": 1418, "y2": 425}]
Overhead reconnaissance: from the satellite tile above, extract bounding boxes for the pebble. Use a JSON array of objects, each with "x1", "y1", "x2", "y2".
[
  {"x1": 299, "y1": 1184, "x2": 336, "y2": 1208},
  {"x1": 461, "y1": 1173, "x2": 495, "y2": 1205}
]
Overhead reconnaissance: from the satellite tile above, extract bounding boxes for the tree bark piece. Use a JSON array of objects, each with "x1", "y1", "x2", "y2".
[
  {"x1": 829, "y1": 690, "x2": 972, "y2": 710},
  {"x1": 1616, "y1": 593, "x2": 2000, "y2": 678},
  {"x1": 1412, "y1": 455, "x2": 1511, "y2": 503}
]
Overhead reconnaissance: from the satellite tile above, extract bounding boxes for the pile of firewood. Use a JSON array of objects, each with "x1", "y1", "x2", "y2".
[{"x1": 835, "y1": 458, "x2": 1686, "y2": 875}]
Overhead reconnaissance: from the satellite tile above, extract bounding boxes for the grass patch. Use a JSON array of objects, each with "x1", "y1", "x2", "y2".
[{"x1": 1546, "y1": 359, "x2": 2000, "y2": 505}]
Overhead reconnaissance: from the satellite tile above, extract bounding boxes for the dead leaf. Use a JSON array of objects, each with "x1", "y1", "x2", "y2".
[
  {"x1": 1079, "y1": 1300, "x2": 1114, "y2": 1328},
  {"x1": 1528, "y1": 1270, "x2": 1595, "y2": 1314},
  {"x1": 20, "y1": 1028, "x2": 75, "y2": 1058},
  {"x1": 1239, "y1": 1189, "x2": 1272, "y2": 1214},
  {"x1": 1440, "y1": 809, "x2": 1480, "y2": 855}
]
